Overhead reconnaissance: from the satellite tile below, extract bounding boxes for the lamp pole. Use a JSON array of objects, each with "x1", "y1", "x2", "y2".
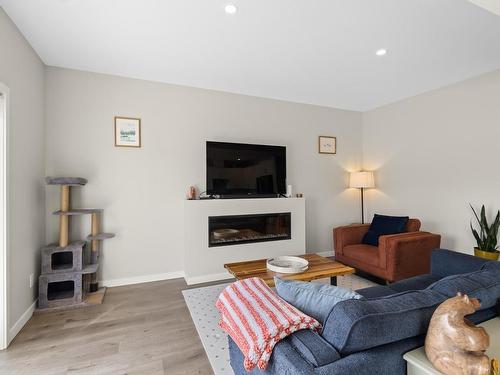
[{"x1": 360, "y1": 187, "x2": 365, "y2": 224}]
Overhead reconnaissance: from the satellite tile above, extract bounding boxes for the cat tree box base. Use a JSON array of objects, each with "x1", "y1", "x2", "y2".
[{"x1": 34, "y1": 287, "x2": 107, "y2": 314}]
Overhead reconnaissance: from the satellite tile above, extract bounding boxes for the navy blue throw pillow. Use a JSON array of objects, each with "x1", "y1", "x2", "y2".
[{"x1": 362, "y1": 214, "x2": 409, "y2": 246}]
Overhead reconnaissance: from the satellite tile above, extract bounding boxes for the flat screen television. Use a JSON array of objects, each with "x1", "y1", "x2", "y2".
[{"x1": 206, "y1": 141, "x2": 286, "y2": 198}]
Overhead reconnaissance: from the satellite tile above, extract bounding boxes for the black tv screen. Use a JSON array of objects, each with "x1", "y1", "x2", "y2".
[{"x1": 206, "y1": 141, "x2": 286, "y2": 198}]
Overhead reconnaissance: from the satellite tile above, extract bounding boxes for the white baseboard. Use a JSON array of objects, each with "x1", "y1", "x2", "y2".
[
  {"x1": 184, "y1": 272, "x2": 235, "y2": 286},
  {"x1": 99, "y1": 251, "x2": 335, "y2": 289},
  {"x1": 101, "y1": 271, "x2": 185, "y2": 288},
  {"x1": 8, "y1": 299, "x2": 37, "y2": 344}
]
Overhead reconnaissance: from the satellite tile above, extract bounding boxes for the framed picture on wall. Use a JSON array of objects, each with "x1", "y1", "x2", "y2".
[
  {"x1": 114, "y1": 117, "x2": 141, "y2": 148},
  {"x1": 318, "y1": 136, "x2": 336, "y2": 154}
]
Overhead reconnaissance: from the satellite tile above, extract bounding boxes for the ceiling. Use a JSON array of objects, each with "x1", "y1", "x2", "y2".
[{"x1": 2, "y1": 0, "x2": 500, "y2": 111}]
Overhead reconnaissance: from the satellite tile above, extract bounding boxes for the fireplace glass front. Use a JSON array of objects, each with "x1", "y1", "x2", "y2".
[{"x1": 209, "y1": 212, "x2": 291, "y2": 247}]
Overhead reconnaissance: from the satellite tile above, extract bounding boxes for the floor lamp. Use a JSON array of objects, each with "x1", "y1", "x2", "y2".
[{"x1": 349, "y1": 171, "x2": 375, "y2": 224}]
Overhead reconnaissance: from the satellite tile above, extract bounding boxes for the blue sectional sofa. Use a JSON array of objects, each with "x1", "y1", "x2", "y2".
[{"x1": 229, "y1": 249, "x2": 500, "y2": 375}]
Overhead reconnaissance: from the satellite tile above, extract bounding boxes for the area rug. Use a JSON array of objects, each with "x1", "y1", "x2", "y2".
[{"x1": 182, "y1": 275, "x2": 376, "y2": 375}]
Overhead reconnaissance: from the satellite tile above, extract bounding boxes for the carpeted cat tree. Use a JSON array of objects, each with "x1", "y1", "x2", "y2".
[{"x1": 38, "y1": 177, "x2": 115, "y2": 311}]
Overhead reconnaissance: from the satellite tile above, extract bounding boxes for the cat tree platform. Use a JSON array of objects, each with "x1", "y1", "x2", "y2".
[
  {"x1": 53, "y1": 208, "x2": 103, "y2": 216},
  {"x1": 87, "y1": 233, "x2": 115, "y2": 241},
  {"x1": 46, "y1": 177, "x2": 88, "y2": 186}
]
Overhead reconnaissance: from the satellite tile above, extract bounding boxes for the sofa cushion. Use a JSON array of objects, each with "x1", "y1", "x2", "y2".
[
  {"x1": 468, "y1": 307, "x2": 498, "y2": 325},
  {"x1": 321, "y1": 289, "x2": 445, "y2": 355},
  {"x1": 343, "y1": 244, "x2": 379, "y2": 267},
  {"x1": 482, "y1": 261, "x2": 500, "y2": 272},
  {"x1": 362, "y1": 214, "x2": 409, "y2": 246},
  {"x1": 387, "y1": 274, "x2": 441, "y2": 293},
  {"x1": 357, "y1": 285, "x2": 394, "y2": 299},
  {"x1": 275, "y1": 277, "x2": 362, "y2": 325},
  {"x1": 431, "y1": 249, "x2": 488, "y2": 277},
  {"x1": 427, "y1": 266, "x2": 500, "y2": 310}
]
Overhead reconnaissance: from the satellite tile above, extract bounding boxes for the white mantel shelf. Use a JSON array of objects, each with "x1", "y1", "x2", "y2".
[{"x1": 183, "y1": 197, "x2": 306, "y2": 285}]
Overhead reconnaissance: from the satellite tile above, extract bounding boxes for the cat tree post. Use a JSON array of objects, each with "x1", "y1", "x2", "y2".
[
  {"x1": 90, "y1": 213, "x2": 99, "y2": 292},
  {"x1": 59, "y1": 185, "x2": 70, "y2": 247}
]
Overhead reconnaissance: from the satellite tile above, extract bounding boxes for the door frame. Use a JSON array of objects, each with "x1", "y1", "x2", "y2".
[{"x1": 0, "y1": 82, "x2": 9, "y2": 350}]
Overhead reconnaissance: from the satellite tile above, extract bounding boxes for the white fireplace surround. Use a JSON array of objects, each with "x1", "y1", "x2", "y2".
[{"x1": 184, "y1": 198, "x2": 306, "y2": 285}]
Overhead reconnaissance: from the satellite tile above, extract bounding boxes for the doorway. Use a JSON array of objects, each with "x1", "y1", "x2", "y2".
[{"x1": 0, "y1": 83, "x2": 8, "y2": 350}]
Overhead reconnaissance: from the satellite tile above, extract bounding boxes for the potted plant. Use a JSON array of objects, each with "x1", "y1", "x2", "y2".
[{"x1": 470, "y1": 204, "x2": 500, "y2": 261}]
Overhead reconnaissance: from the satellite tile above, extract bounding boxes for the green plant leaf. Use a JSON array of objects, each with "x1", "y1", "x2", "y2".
[
  {"x1": 471, "y1": 222, "x2": 482, "y2": 248},
  {"x1": 480, "y1": 205, "x2": 488, "y2": 239},
  {"x1": 470, "y1": 203, "x2": 481, "y2": 225},
  {"x1": 490, "y1": 210, "x2": 500, "y2": 250}
]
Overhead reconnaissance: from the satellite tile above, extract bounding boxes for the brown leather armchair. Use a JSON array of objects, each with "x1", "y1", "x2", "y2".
[{"x1": 333, "y1": 219, "x2": 441, "y2": 282}]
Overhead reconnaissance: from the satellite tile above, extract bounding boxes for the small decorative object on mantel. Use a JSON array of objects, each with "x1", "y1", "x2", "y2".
[
  {"x1": 425, "y1": 293, "x2": 498, "y2": 375},
  {"x1": 318, "y1": 135, "x2": 336, "y2": 154},
  {"x1": 470, "y1": 204, "x2": 500, "y2": 261},
  {"x1": 187, "y1": 186, "x2": 197, "y2": 200},
  {"x1": 296, "y1": 193, "x2": 304, "y2": 198},
  {"x1": 114, "y1": 116, "x2": 141, "y2": 147},
  {"x1": 266, "y1": 256, "x2": 309, "y2": 274}
]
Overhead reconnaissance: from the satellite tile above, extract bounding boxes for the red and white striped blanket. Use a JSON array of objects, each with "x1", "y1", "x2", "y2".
[{"x1": 215, "y1": 277, "x2": 321, "y2": 371}]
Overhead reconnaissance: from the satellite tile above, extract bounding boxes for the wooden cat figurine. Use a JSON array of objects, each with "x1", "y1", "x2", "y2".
[{"x1": 425, "y1": 293, "x2": 494, "y2": 375}]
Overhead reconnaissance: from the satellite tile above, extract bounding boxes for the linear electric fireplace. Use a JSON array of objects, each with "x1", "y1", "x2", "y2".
[{"x1": 209, "y1": 212, "x2": 291, "y2": 247}]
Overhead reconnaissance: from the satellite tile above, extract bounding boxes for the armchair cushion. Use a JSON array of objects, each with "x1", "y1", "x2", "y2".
[
  {"x1": 343, "y1": 244, "x2": 380, "y2": 267},
  {"x1": 362, "y1": 214, "x2": 409, "y2": 246}
]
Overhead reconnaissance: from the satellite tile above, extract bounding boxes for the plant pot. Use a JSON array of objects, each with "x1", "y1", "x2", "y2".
[{"x1": 474, "y1": 247, "x2": 500, "y2": 261}]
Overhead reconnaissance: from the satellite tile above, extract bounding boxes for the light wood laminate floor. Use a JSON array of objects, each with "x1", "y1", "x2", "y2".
[{"x1": 0, "y1": 279, "x2": 216, "y2": 375}]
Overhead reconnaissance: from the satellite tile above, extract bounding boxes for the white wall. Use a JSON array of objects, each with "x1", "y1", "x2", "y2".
[
  {"x1": 45, "y1": 67, "x2": 363, "y2": 284},
  {"x1": 363, "y1": 69, "x2": 500, "y2": 253},
  {"x1": 0, "y1": 8, "x2": 45, "y2": 337}
]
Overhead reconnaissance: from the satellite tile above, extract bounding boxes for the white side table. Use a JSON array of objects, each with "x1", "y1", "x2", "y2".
[{"x1": 404, "y1": 317, "x2": 500, "y2": 375}]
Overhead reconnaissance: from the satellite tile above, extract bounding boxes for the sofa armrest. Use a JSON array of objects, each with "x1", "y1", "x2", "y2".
[
  {"x1": 333, "y1": 224, "x2": 370, "y2": 255},
  {"x1": 229, "y1": 331, "x2": 340, "y2": 375},
  {"x1": 322, "y1": 289, "x2": 444, "y2": 355},
  {"x1": 379, "y1": 232, "x2": 441, "y2": 282},
  {"x1": 287, "y1": 330, "x2": 341, "y2": 367},
  {"x1": 430, "y1": 249, "x2": 489, "y2": 277}
]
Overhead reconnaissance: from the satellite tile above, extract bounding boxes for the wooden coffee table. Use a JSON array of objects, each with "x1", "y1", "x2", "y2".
[{"x1": 224, "y1": 253, "x2": 355, "y2": 287}]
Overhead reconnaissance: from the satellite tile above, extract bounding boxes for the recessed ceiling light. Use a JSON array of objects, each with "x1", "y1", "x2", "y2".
[
  {"x1": 376, "y1": 49, "x2": 388, "y2": 56},
  {"x1": 225, "y1": 4, "x2": 237, "y2": 14}
]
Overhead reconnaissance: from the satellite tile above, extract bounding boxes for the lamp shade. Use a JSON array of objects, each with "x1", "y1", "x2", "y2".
[{"x1": 349, "y1": 171, "x2": 375, "y2": 189}]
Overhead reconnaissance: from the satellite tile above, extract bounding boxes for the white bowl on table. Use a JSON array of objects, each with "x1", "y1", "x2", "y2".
[{"x1": 266, "y1": 256, "x2": 309, "y2": 274}]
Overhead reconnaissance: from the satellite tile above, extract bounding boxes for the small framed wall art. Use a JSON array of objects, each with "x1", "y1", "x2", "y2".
[
  {"x1": 318, "y1": 136, "x2": 336, "y2": 154},
  {"x1": 114, "y1": 116, "x2": 141, "y2": 148}
]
